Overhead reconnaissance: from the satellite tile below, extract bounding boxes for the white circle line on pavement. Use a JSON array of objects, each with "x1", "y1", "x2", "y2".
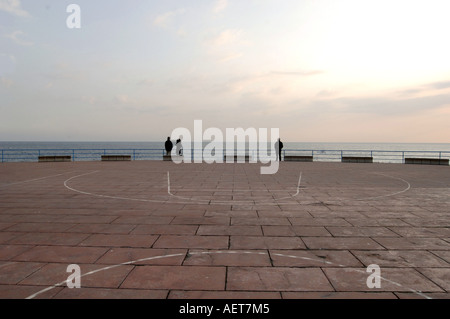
[
  {"x1": 25, "y1": 250, "x2": 432, "y2": 300},
  {"x1": 353, "y1": 173, "x2": 411, "y2": 201},
  {"x1": 63, "y1": 171, "x2": 305, "y2": 206},
  {"x1": 64, "y1": 170, "x2": 411, "y2": 206},
  {"x1": 0, "y1": 171, "x2": 77, "y2": 189},
  {"x1": 25, "y1": 253, "x2": 186, "y2": 299},
  {"x1": 167, "y1": 171, "x2": 303, "y2": 204}
]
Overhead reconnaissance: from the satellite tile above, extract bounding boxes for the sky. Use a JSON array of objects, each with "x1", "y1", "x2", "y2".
[{"x1": 1, "y1": 0, "x2": 450, "y2": 143}]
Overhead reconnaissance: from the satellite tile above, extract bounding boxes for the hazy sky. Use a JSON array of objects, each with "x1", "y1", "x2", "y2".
[{"x1": 1, "y1": 0, "x2": 450, "y2": 142}]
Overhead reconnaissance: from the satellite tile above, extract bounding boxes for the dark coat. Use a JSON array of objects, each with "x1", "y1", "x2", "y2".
[{"x1": 165, "y1": 140, "x2": 173, "y2": 152}]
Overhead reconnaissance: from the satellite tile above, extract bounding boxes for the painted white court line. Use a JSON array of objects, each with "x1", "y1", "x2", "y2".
[
  {"x1": 0, "y1": 171, "x2": 77, "y2": 189},
  {"x1": 63, "y1": 170, "x2": 411, "y2": 206},
  {"x1": 167, "y1": 171, "x2": 303, "y2": 204},
  {"x1": 25, "y1": 250, "x2": 432, "y2": 299},
  {"x1": 353, "y1": 173, "x2": 411, "y2": 201},
  {"x1": 270, "y1": 252, "x2": 432, "y2": 299},
  {"x1": 25, "y1": 253, "x2": 185, "y2": 299},
  {"x1": 64, "y1": 171, "x2": 304, "y2": 206},
  {"x1": 64, "y1": 171, "x2": 170, "y2": 204}
]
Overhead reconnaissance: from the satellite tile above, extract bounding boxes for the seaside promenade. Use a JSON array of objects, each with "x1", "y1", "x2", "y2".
[{"x1": 0, "y1": 160, "x2": 449, "y2": 299}]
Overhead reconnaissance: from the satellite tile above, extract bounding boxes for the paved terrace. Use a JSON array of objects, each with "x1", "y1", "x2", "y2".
[{"x1": 0, "y1": 160, "x2": 449, "y2": 299}]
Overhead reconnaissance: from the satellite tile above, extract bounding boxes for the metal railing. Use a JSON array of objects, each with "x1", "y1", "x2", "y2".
[
  {"x1": 282, "y1": 149, "x2": 450, "y2": 163},
  {"x1": 0, "y1": 148, "x2": 449, "y2": 164},
  {"x1": 0, "y1": 148, "x2": 165, "y2": 162}
]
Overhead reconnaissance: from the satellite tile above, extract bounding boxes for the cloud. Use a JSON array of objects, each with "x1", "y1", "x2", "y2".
[
  {"x1": 429, "y1": 80, "x2": 450, "y2": 90},
  {"x1": 396, "y1": 79, "x2": 450, "y2": 97},
  {"x1": 0, "y1": 53, "x2": 16, "y2": 75},
  {"x1": 114, "y1": 94, "x2": 132, "y2": 104},
  {"x1": 316, "y1": 90, "x2": 336, "y2": 98},
  {"x1": 270, "y1": 70, "x2": 324, "y2": 76},
  {"x1": 4, "y1": 30, "x2": 33, "y2": 46},
  {"x1": 153, "y1": 9, "x2": 185, "y2": 29},
  {"x1": 314, "y1": 92, "x2": 450, "y2": 117},
  {"x1": 219, "y1": 52, "x2": 243, "y2": 63},
  {"x1": 0, "y1": 76, "x2": 13, "y2": 88},
  {"x1": 81, "y1": 96, "x2": 97, "y2": 105},
  {"x1": 0, "y1": 0, "x2": 30, "y2": 17},
  {"x1": 153, "y1": 11, "x2": 176, "y2": 28},
  {"x1": 213, "y1": 0, "x2": 228, "y2": 14},
  {"x1": 206, "y1": 29, "x2": 243, "y2": 47}
]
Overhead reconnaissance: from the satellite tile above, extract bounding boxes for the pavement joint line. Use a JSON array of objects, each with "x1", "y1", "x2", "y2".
[
  {"x1": 0, "y1": 262, "x2": 17, "y2": 269},
  {"x1": 24, "y1": 250, "x2": 433, "y2": 300}
]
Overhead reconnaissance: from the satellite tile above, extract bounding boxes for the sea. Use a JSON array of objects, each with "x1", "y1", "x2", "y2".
[{"x1": 0, "y1": 141, "x2": 449, "y2": 163}]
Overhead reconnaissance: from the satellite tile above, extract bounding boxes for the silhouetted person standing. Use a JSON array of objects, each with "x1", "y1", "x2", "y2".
[
  {"x1": 176, "y1": 138, "x2": 183, "y2": 156},
  {"x1": 165, "y1": 137, "x2": 173, "y2": 155},
  {"x1": 275, "y1": 138, "x2": 283, "y2": 161}
]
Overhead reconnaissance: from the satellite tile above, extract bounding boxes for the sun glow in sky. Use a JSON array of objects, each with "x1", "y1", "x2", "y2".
[{"x1": 1, "y1": 0, "x2": 450, "y2": 142}]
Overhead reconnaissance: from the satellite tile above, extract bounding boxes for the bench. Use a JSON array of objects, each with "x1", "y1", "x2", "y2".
[
  {"x1": 284, "y1": 155, "x2": 313, "y2": 162},
  {"x1": 163, "y1": 155, "x2": 184, "y2": 162},
  {"x1": 101, "y1": 155, "x2": 132, "y2": 161},
  {"x1": 38, "y1": 156, "x2": 72, "y2": 162},
  {"x1": 224, "y1": 155, "x2": 253, "y2": 163},
  {"x1": 405, "y1": 158, "x2": 449, "y2": 165},
  {"x1": 342, "y1": 156, "x2": 373, "y2": 163}
]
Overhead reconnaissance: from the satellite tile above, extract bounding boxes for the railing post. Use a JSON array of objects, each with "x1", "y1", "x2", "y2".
[
  {"x1": 73, "y1": 149, "x2": 75, "y2": 162},
  {"x1": 1, "y1": 150, "x2": 3, "y2": 163},
  {"x1": 133, "y1": 149, "x2": 136, "y2": 161}
]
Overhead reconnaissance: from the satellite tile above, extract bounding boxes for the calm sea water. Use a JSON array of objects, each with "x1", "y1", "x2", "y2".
[
  {"x1": 0, "y1": 141, "x2": 449, "y2": 163},
  {"x1": 1, "y1": 141, "x2": 450, "y2": 151}
]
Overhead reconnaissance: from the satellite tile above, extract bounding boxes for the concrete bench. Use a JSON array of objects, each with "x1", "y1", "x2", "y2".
[
  {"x1": 405, "y1": 158, "x2": 449, "y2": 165},
  {"x1": 101, "y1": 155, "x2": 131, "y2": 161},
  {"x1": 284, "y1": 155, "x2": 313, "y2": 162},
  {"x1": 163, "y1": 155, "x2": 184, "y2": 162},
  {"x1": 224, "y1": 155, "x2": 252, "y2": 163},
  {"x1": 342, "y1": 156, "x2": 373, "y2": 163},
  {"x1": 38, "y1": 156, "x2": 72, "y2": 162}
]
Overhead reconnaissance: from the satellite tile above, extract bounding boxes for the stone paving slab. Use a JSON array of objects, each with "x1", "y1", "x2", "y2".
[
  {"x1": 168, "y1": 290, "x2": 281, "y2": 299},
  {"x1": 96, "y1": 248, "x2": 187, "y2": 266},
  {"x1": 121, "y1": 265, "x2": 226, "y2": 290},
  {"x1": 0, "y1": 284, "x2": 63, "y2": 299},
  {"x1": 19, "y1": 263, "x2": 134, "y2": 288},
  {"x1": 323, "y1": 267, "x2": 445, "y2": 292},
  {"x1": 227, "y1": 267, "x2": 334, "y2": 291},
  {"x1": 54, "y1": 287, "x2": 168, "y2": 299},
  {"x1": 281, "y1": 292, "x2": 397, "y2": 299},
  {"x1": 184, "y1": 250, "x2": 271, "y2": 267},
  {"x1": 0, "y1": 161, "x2": 449, "y2": 299}
]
